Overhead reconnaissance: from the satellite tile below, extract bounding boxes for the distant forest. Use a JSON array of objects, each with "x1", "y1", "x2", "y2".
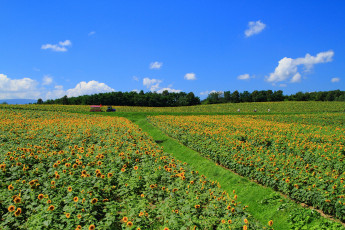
[{"x1": 38, "y1": 89, "x2": 345, "y2": 106}]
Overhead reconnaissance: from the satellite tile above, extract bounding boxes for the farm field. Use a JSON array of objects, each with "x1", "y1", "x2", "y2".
[
  {"x1": 147, "y1": 113, "x2": 345, "y2": 222},
  {"x1": 1, "y1": 102, "x2": 345, "y2": 229},
  {"x1": 0, "y1": 109, "x2": 261, "y2": 229},
  {"x1": 1, "y1": 101, "x2": 345, "y2": 114}
]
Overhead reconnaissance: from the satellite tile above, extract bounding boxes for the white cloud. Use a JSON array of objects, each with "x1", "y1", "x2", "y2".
[
  {"x1": 279, "y1": 84, "x2": 287, "y2": 87},
  {"x1": 157, "y1": 88, "x2": 182, "y2": 93},
  {"x1": 66, "y1": 81, "x2": 115, "y2": 97},
  {"x1": 150, "y1": 61, "x2": 163, "y2": 69},
  {"x1": 331, "y1": 77, "x2": 340, "y2": 83},
  {"x1": 59, "y1": 40, "x2": 72, "y2": 46},
  {"x1": 42, "y1": 75, "x2": 53, "y2": 85},
  {"x1": 245, "y1": 20, "x2": 266, "y2": 37},
  {"x1": 237, "y1": 74, "x2": 250, "y2": 80},
  {"x1": 266, "y1": 50, "x2": 334, "y2": 84},
  {"x1": 132, "y1": 76, "x2": 139, "y2": 81},
  {"x1": 290, "y1": 73, "x2": 301, "y2": 83},
  {"x1": 131, "y1": 89, "x2": 140, "y2": 93},
  {"x1": 45, "y1": 85, "x2": 66, "y2": 99},
  {"x1": 200, "y1": 90, "x2": 222, "y2": 96},
  {"x1": 88, "y1": 31, "x2": 96, "y2": 36},
  {"x1": 143, "y1": 78, "x2": 162, "y2": 91},
  {"x1": 45, "y1": 81, "x2": 115, "y2": 99},
  {"x1": 41, "y1": 40, "x2": 72, "y2": 52},
  {"x1": 184, "y1": 73, "x2": 196, "y2": 80},
  {"x1": 0, "y1": 74, "x2": 40, "y2": 99}
]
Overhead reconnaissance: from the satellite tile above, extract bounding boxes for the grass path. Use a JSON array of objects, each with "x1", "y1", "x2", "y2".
[{"x1": 91, "y1": 112, "x2": 344, "y2": 229}]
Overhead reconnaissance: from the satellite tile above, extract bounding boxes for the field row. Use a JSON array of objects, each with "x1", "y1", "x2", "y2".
[
  {"x1": 1, "y1": 100, "x2": 345, "y2": 113},
  {"x1": 0, "y1": 110, "x2": 263, "y2": 229},
  {"x1": 148, "y1": 114, "x2": 345, "y2": 221}
]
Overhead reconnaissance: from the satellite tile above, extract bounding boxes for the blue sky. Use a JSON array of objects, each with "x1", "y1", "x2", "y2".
[{"x1": 0, "y1": 0, "x2": 344, "y2": 100}]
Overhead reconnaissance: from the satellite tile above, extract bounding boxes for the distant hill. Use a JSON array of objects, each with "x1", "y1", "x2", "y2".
[{"x1": 0, "y1": 99, "x2": 37, "y2": 104}]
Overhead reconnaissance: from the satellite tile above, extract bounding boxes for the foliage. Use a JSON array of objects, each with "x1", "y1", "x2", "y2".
[
  {"x1": 43, "y1": 91, "x2": 201, "y2": 107},
  {"x1": 0, "y1": 110, "x2": 261, "y2": 229},
  {"x1": 148, "y1": 113, "x2": 345, "y2": 221}
]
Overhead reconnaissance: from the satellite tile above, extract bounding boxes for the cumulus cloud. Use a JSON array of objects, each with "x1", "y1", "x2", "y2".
[
  {"x1": 143, "y1": 78, "x2": 162, "y2": 91},
  {"x1": 45, "y1": 81, "x2": 115, "y2": 99},
  {"x1": 42, "y1": 75, "x2": 53, "y2": 85},
  {"x1": 200, "y1": 90, "x2": 222, "y2": 96},
  {"x1": 331, "y1": 77, "x2": 340, "y2": 83},
  {"x1": 150, "y1": 61, "x2": 163, "y2": 69},
  {"x1": 0, "y1": 74, "x2": 40, "y2": 99},
  {"x1": 66, "y1": 81, "x2": 115, "y2": 97},
  {"x1": 41, "y1": 40, "x2": 72, "y2": 52},
  {"x1": 45, "y1": 85, "x2": 66, "y2": 99},
  {"x1": 237, "y1": 74, "x2": 251, "y2": 80},
  {"x1": 245, "y1": 20, "x2": 266, "y2": 37},
  {"x1": 266, "y1": 50, "x2": 334, "y2": 84},
  {"x1": 184, "y1": 73, "x2": 196, "y2": 80},
  {"x1": 157, "y1": 88, "x2": 182, "y2": 93},
  {"x1": 88, "y1": 31, "x2": 96, "y2": 36}
]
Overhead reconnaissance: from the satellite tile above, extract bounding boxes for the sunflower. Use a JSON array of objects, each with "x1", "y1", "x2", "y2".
[
  {"x1": 134, "y1": 166, "x2": 138, "y2": 170},
  {"x1": 38, "y1": 194, "x2": 44, "y2": 200},
  {"x1": 65, "y1": 213, "x2": 70, "y2": 218},
  {"x1": 51, "y1": 181, "x2": 56, "y2": 185},
  {"x1": 73, "y1": 197, "x2": 79, "y2": 202},
  {"x1": 195, "y1": 205, "x2": 200, "y2": 209},
  {"x1": 48, "y1": 205, "x2": 55, "y2": 211},
  {"x1": 91, "y1": 198, "x2": 98, "y2": 204},
  {"x1": 228, "y1": 220, "x2": 232, "y2": 224},
  {"x1": 14, "y1": 208, "x2": 22, "y2": 216},
  {"x1": 244, "y1": 219, "x2": 248, "y2": 224},
  {"x1": 8, "y1": 184, "x2": 14, "y2": 190},
  {"x1": 122, "y1": 216, "x2": 128, "y2": 222},
  {"x1": 107, "y1": 173, "x2": 113, "y2": 178},
  {"x1": 29, "y1": 180, "x2": 35, "y2": 186},
  {"x1": 126, "y1": 221, "x2": 133, "y2": 227},
  {"x1": 77, "y1": 214, "x2": 82, "y2": 219},
  {"x1": 68, "y1": 186, "x2": 72, "y2": 192},
  {"x1": 8, "y1": 205, "x2": 15, "y2": 212},
  {"x1": 268, "y1": 220, "x2": 273, "y2": 226},
  {"x1": 89, "y1": 224, "x2": 95, "y2": 230},
  {"x1": 121, "y1": 168, "x2": 126, "y2": 172},
  {"x1": 13, "y1": 196, "x2": 21, "y2": 204}
]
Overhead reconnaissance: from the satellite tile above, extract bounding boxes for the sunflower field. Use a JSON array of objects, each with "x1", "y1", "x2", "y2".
[
  {"x1": 0, "y1": 109, "x2": 261, "y2": 229},
  {"x1": 1, "y1": 100, "x2": 345, "y2": 114},
  {"x1": 148, "y1": 114, "x2": 345, "y2": 221}
]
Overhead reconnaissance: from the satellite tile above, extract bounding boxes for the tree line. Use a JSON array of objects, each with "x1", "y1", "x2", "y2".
[
  {"x1": 37, "y1": 89, "x2": 345, "y2": 106},
  {"x1": 203, "y1": 89, "x2": 345, "y2": 104},
  {"x1": 39, "y1": 90, "x2": 201, "y2": 107}
]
